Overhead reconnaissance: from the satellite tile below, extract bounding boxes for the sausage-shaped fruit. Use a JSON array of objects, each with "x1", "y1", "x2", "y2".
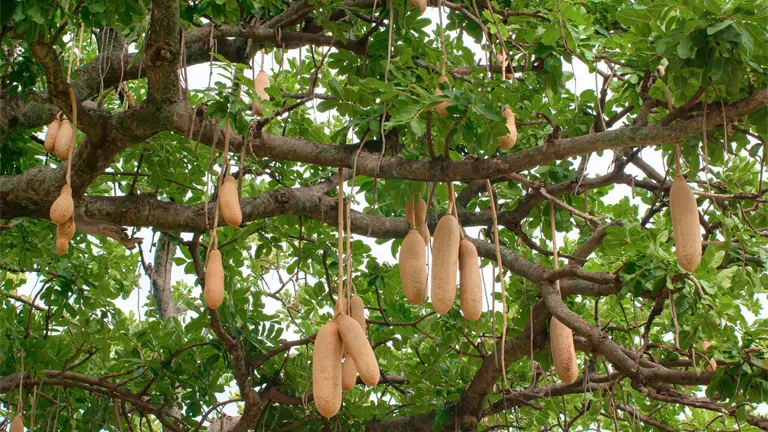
[
  {"x1": 550, "y1": 317, "x2": 579, "y2": 384},
  {"x1": 399, "y1": 230, "x2": 427, "y2": 305},
  {"x1": 705, "y1": 358, "x2": 717, "y2": 372},
  {"x1": 55, "y1": 217, "x2": 76, "y2": 255},
  {"x1": 313, "y1": 321, "x2": 343, "y2": 418},
  {"x1": 350, "y1": 295, "x2": 366, "y2": 330},
  {"x1": 435, "y1": 75, "x2": 450, "y2": 117},
  {"x1": 50, "y1": 184, "x2": 74, "y2": 225},
  {"x1": 669, "y1": 176, "x2": 702, "y2": 272},
  {"x1": 409, "y1": 0, "x2": 427, "y2": 14},
  {"x1": 405, "y1": 198, "x2": 416, "y2": 228},
  {"x1": 334, "y1": 297, "x2": 348, "y2": 315},
  {"x1": 10, "y1": 415, "x2": 23, "y2": 432},
  {"x1": 702, "y1": 340, "x2": 712, "y2": 352},
  {"x1": 252, "y1": 100, "x2": 264, "y2": 117},
  {"x1": 254, "y1": 70, "x2": 270, "y2": 100},
  {"x1": 219, "y1": 176, "x2": 242, "y2": 227},
  {"x1": 54, "y1": 119, "x2": 73, "y2": 160},
  {"x1": 431, "y1": 214, "x2": 460, "y2": 313},
  {"x1": 338, "y1": 315, "x2": 379, "y2": 386},
  {"x1": 415, "y1": 198, "x2": 430, "y2": 245},
  {"x1": 44, "y1": 119, "x2": 61, "y2": 152},
  {"x1": 459, "y1": 239, "x2": 482, "y2": 321},
  {"x1": 342, "y1": 357, "x2": 358, "y2": 391},
  {"x1": 498, "y1": 108, "x2": 518, "y2": 149},
  {"x1": 204, "y1": 249, "x2": 225, "y2": 309}
]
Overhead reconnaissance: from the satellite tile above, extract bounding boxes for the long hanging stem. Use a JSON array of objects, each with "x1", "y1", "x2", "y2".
[
  {"x1": 549, "y1": 201, "x2": 560, "y2": 283},
  {"x1": 337, "y1": 168, "x2": 345, "y2": 305},
  {"x1": 66, "y1": 88, "x2": 78, "y2": 186},
  {"x1": 437, "y1": 0, "x2": 448, "y2": 76},
  {"x1": 484, "y1": 180, "x2": 507, "y2": 389},
  {"x1": 17, "y1": 349, "x2": 24, "y2": 413},
  {"x1": 702, "y1": 88, "x2": 711, "y2": 192}
]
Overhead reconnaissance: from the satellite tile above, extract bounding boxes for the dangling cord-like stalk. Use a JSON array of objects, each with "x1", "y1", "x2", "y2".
[
  {"x1": 484, "y1": 180, "x2": 507, "y2": 389},
  {"x1": 204, "y1": 123, "x2": 218, "y2": 228},
  {"x1": 345, "y1": 200, "x2": 354, "y2": 304},
  {"x1": 549, "y1": 201, "x2": 560, "y2": 290},
  {"x1": 337, "y1": 168, "x2": 345, "y2": 310},
  {"x1": 702, "y1": 88, "x2": 711, "y2": 192},
  {"x1": 437, "y1": 0, "x2": 448, "y2": 77},
  {"x1": 447, "y1": 182, "x2": 464, "y2": 239},
  {"x1": 370, "y1": 0, "x2": 396, "y2": 233},
  {"x1": 66, "y1": 88, "x2": 78, "y2": 186},
  {"x1": 673, "y1": 142, "x2": 681, "y2": 179},
  {"x1": 17, "y1": 349, "x2": 24, "y2": 414}
]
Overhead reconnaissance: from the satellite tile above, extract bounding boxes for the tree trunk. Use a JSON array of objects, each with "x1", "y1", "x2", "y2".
[{"x1": 152, "y1": 232, "x2": 179, "y2": 320}]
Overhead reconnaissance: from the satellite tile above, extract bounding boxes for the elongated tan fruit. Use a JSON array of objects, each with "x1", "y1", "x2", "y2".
[
  {"x1": 669, "y1": 176, "x2": 701, "y2": 272},
  {"x1": 204, "y1": 249, "x2": 224, "y2": 309},
  {"x1": 399, "y1": 230, "x2": 427, "y2": 305},
  {"x1": 350, "y1": 295, "x2": 366, "y2": 330},
  {"x1": 706, "y1": 357, "x2": 717, "y2": 372},
  {"x1": 498, "y1": 108, "x2": 518, "y2": 149},
  {"x1": 405, "y1": 198, "x2": 416, "y2": 228},
  {"x1": 219, "y1": 176, "x2": 242, "y2": 227},
  {"x1": 338, "y1": 315, "x2": 379, "y2": 386},
  {"x1": 409, "y1": 0, "x2": 427, "y2": 14},
  {"x1": 50, "y1": 184, "x2": 74, "y2": 225},
  {"x1": 459, "y1": 240, "x2": 482, "y2": 321},
  {"x1": 702, "y1": 340, "x2": 712, "y2": 352},
  {"x1": 313, "y1": 321, "x2": 343, "y2": 418},
  {"x1": 550, "y1": 317, "x2": 578, "y2": 384},
  {"x1": 10, "y1": 415, "x2": 23, "y2": 432},
  {"x1": 342, "y1": 357, "x2": 358, "y2": 391},
  {"x1": 335, "y1": 297, "x2": 348, "y2": 315},
  {"x1": 431, "y1": 214, "x2": 460, "y2": 313},
  {"x1": 252, "y1": 100, "x2": 264, "y2": 117},
  {"x1": 255, "y1": 70, "x2": 270, "y2": 99},
  {"x1": 54, "y1": 119, "x2": 73, "y2": 160},
  {"x1": 55, "y1": 217, "x2": 76, "y2": 255},
  {"x1": 44, "y1": 119, "x2": 61, "y2": 152},
  {"x1": 415, "y1": 198, "x2": 430, "y2": 245},
  {"x1": 435, "y1": 75, "x2": 449, "y2": 117}
]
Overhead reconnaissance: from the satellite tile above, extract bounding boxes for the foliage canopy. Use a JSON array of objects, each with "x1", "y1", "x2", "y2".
[{"x1": 1, "y1": 0, "x2": 768, "y2": 430}]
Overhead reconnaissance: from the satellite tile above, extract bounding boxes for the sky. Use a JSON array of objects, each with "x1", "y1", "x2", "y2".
[{"x1": 12, "y1": 5, "x2": 767, "y2": 427}]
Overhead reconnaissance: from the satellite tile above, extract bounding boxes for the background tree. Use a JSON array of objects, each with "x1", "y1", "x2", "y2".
[{"x1": 1, "y1": 0, "x2": 768, "y2": 430}]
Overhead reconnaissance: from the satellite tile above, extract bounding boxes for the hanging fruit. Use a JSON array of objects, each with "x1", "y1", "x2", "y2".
[
  {"x1": 669, "y1": 176, "x2": 702, "y2": 272},
  {"x1": 44, "y1": 118, "x2": 61, "y2": 152},
  {"x1": 498, "y1": 108, "x2": 518, "y2": 150},
  {"x1": 337, "y1": 315, "x2": 379, "y2": 386},
  {"x1": 458, "y1": 239, "x2": 482, "y2": 321},
  {"x1": 431, "y1": 208, "x2": 460, "y2": 314},
  {"x1": 399, "y1": 228, "x2": 427, "y2": 305},
  {"x1": 550, "y1": 317, "x2": 578, "y2": 384},
  {"x1": 54, "y1": 119, "x2": 73, "y2": 160},
  {"x1": 252, "y1": 69, "x2": 270, "y2": 117},
  {"x1": 55, "y1": 216, "x2": 76, "y2": 255},
  {"x1": 435, "y1": 75, "x2": 450, "y2": 117},
  {"x1": 10, "y1": 415, "x2": 23, "y2": 432},
  {"x1": 349, "y1": 295, "x2": 366, "y2": 330},
  {"x1": 50, "y1": 184, "x2": 74, "y2": 225},
  {"x1": 313, "y1": 321, "x2": 343, "y2": 418},
  {"x1": 341, "y1": 357, "x2": 357, "y2": 391},
  {"x1": 219, "y1": 175, "x2": 242, "y2": 227},
  {"x1": 204, "y1": 248, "x2": 224, "y2": 309},
  {"x1": 409, "y1": 0, "x2": 427, "y2": 14},
  {"x1": 415, "y1": 197, "x2": 430, "y2": 245}
]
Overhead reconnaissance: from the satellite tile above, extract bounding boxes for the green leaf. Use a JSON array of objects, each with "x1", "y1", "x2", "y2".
[
  {"x1": 707, "y1": 19, "x2": 733, "y2": 35},
  {"x1": 677, "y1": 36, "x2": 693, "y2": 59}
]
